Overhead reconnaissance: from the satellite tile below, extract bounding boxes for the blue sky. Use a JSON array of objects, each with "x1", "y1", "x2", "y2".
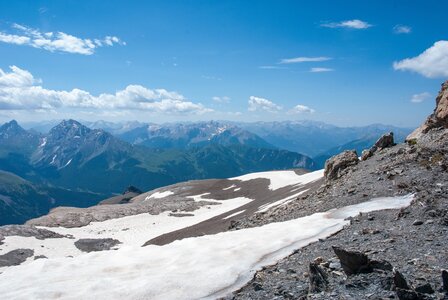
[{"x1": 0, "y1": 0, "x2": 447, "y2": 127}]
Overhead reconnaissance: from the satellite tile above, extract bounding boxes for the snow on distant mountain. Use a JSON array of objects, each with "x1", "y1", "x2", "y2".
[
  {"x1": 0, "y1": 169, "x2": 414, "y2": 299},
  {"x1": 117, "y1": 121, "x2": 275, "y2": 149}
]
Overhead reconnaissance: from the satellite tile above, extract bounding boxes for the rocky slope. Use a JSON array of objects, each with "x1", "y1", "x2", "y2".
[{"x1": 230, "y1": 82, "x2": 448, "y2": 300}]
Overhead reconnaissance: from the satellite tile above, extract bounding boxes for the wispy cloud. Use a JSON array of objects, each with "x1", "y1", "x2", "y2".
[
  {"x1": 287, "y1": 104, "x2": 315, "y2": 114},
  {"x1": 309, "y1": 67, "x2": 334, "y2": 73},
  {"x1": 248, "y1": 96, "x2": 282, "y2": 113},
  {"x1": 393, "y1": 25, "x2": 412, "y2": 34},
  {"x1": 0, "y1": 66, "x2": 212, "y2": 115},
  {"x1": 410, "y1": 92, "x2": 431, "y2": 103},
  {"x1": 321, "y1": 19, "x2": 372, "y2": 29},
  {"x1": 258, "y1": 65, "x2": 285, "y2": 69},
  {"x1": 212, "y1": 96, "x2": 230, "y2": 103},
  {"x1": 279, "y1": 56, "x2": 331, "y2": 64},
  {"x1": 0, "y1": 23, "x2": 125, "y2": 55},
  {"x1": 393, "y1": 40, "x2": 448, "y2": 78}
]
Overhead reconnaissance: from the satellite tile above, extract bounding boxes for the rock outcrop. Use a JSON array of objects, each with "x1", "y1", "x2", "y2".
[
  {"x1": 324, "y1": 150, "x2": 359, "y2": 180},
  {"x1": 361, "y1": 132, "x2": 395, "y2": 160},
  {"x1": 407, "y1": 80, "x2": 448, "y2": 141}
]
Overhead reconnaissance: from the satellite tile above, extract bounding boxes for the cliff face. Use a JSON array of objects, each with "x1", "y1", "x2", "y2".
[{"x1": 408, "y1": 80, "x2": 448, "y2": 140}]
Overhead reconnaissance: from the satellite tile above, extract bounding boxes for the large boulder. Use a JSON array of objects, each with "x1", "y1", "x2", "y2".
[
  {"x1": 407, "y1": 80, "x2": 448, "y2": 141},
  {"x1": 324, "y1": 150, "x2": 359, "y2": 180}
]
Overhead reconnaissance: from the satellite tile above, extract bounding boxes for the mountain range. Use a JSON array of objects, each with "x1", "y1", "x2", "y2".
[{"x1": 0, "y1": 119, "x2": 315, "y2": 224}]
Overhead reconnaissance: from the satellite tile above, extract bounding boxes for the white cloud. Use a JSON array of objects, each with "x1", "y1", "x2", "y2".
[
  {"x1": 0, "y1": 66, "x2": 212, "y2": 115},
  {"x1": 393, "y1": 25, "x2": 412, "y2": 34},
  {"x1": 248, "y1": 96, "x2": 282, "y2": 113},
  {"x1": 393, "y1": 41, "x2": 448, "y2": 78},
  {"x1": 321, "y1": 19, "x2": 372, "y2": 29},
  {"x1": 287, "y1": 104, "x2": 315, "y2": 114},
  {"x1": 212, "y1": 96, "x2": 231, "y2": 103},
  {"x1": 0, "y1": 24, "x2": 124, "y2": 55},
  {"x1": 279, "y1": 57, "x2": 331, "y2": 64},
  {"x1": 410, "y1": 92, "x2": 431, "y2": 103},
  {"x1": 309, "y1": 67, "x2": 334, "y2": 73}
]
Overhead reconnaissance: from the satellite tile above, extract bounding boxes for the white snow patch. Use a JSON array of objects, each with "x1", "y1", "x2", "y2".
[
  {"x1": 39, "y1": 137, "x2": 47, "y2": 147},
  {"x1": 188, "y1": 193, "x2": 215, "y2": 202},
  {"x1": 50, "y1": 155, "x2": 57, "y2": 165},
  {"x1": 257, "y1": 189, "x2": 309, "y2": 213},
  {"x1": 0, "y1": 194, "x2": 413, "y2": 300},
  {"x1": 234, "y1": 187, "x2": 241, "y2": 191},
  {"x1": 146, "y1": 190, "x2": 174, "y2": 199},
  {"x1": 223, "y1": 184, "x2": 236, "y2": 190},
  {"x1": 62, "y1": 159, "x2": 72, "y2": 168},
  {"x1": 223, "y1": 210, "x2": 245, "y2": 220},
  {"x1": 231, "y1": 169, "x2": 323, "y2": 190}
]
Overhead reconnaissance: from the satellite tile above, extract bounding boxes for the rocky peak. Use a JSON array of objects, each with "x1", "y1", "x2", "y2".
[
  {"x1": 0, "y1": 120, "x2": 25, "y2": 135},
  {"x1": 50, "y1": 119, "x2": 90, "y2": 136},
  {"x1": 407, "y1": 80, "x2": 448, "y2": 140}
]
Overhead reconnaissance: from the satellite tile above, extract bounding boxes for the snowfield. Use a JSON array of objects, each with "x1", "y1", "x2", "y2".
[
  {"x1": 0, "y1": 194, "x2": 414, "y2": 300},
  {"x1": 0, "y1": 196, "x2": 253, "y2": 264}
]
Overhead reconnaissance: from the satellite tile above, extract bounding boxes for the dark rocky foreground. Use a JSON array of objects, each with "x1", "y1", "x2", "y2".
[{"x1": 228, "y1": 83, "x2": 448, "y2": 299}]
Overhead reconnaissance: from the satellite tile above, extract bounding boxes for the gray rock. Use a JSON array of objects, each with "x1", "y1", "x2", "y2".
[
  {"x1": 393, "y1": 269, "x2": 410, "y2": 290},
  {"x1": 413, "y1": 220, "x2": 424, "y2": 226},
  {"x1": 332, "y1": 246, "x2": 371, "y2": 275},
  {"x1": 74, "y1": 238, "x2": 121, "y2": 253},
  {"x1": 414, "y1": 282, "x2": 434, "y2": 294},
  {"x1": 442, "y1": 269, "x2": 448, "y2": 292},
  {"x1": 324, "y1": 150, "x2": 359, "y2": 181},
  {"x1": 0, "y1": 249, "x2": 34, "y2": 267},
  {"x1": 0, "y1": 225, "x2": 66, "y2": 244},
  {"x1": 308, "y1": 262, "x2": 328, "y2": 293}
]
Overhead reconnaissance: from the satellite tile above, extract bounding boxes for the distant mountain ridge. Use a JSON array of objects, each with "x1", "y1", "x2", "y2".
[
  {"x1": 117, "y1": 121, "x2": 275, "y2": 150},
  {"x1": 0, "y1": 119, "x2": 314, "y2": 224}
]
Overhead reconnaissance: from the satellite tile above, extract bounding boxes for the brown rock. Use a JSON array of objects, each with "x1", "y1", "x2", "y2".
[
  {"x1": 374, "y1": 132, "x2": 395, "y2": 150},
  {"x1": 407, "y1": 80, "x2": 448, "y2": 141},
  {"x1": 324, "y1": 150, "x2": 359, "y2": 180}
]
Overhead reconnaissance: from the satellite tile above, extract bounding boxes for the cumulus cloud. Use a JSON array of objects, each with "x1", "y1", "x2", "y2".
[
  {"x1": 393, "y1": 41, "x2": 448, "y2": 78},
  {"x1": 212, "y1": 96, "x2": 230, "y2": 103},
  {"x1": 279, "y1": 56, "x2": 331, "y2": 64},
  {"x1": 309, "y1": 67, "x2": 334, "y2": 73},
  {"x1": 248, "y1": 96, "x2": 282, "y2": 113},
  {"x1": 321, "y1": 19, "x2": 372, "y2": 29},
  {"x1": 393, "y1": 25, "x2": 412, "y2": 34},
  {"x1": 410, "y1": 92, "x2": 431, "y2": 103},
  {"x1": 0, "y1": 24, "x2": 124, "y2": 55},
  {"x1": 287, "y1": 104, "x2": 315, "y2": 114},
  {"x1": 0, "y1": 66, "x2": 211, "y2": 114}
]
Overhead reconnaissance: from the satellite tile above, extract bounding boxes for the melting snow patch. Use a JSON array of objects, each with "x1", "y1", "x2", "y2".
[
  {"x1": 257, "y1": 189, "x2": 309, "y2": 213},
  {"x1": 223, "y1": 210, "x2": 245, "y2": 220},
  {"x1": 0, "y1": 194, "x2": 413, "y2": 299},
  {"x1": 147, "y1": 190, "x2": 174, "y2": 199},
  {"x1": 231, "y1": 169, "x2": 323, "y2": 190},
  {"x1": 223, "y1": 184, "x2": 236, "y2": 191}
]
